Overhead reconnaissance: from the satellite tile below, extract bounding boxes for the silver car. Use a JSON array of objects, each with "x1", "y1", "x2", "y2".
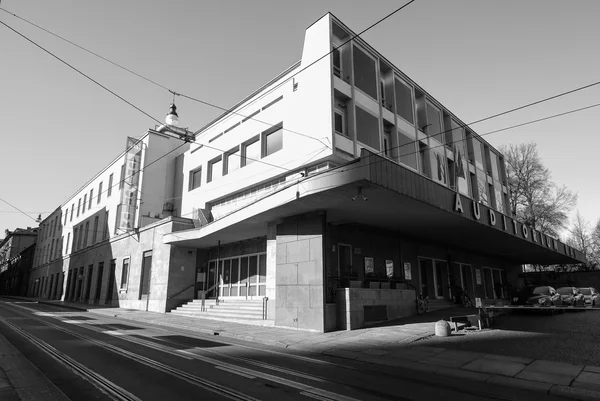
[{"x1": 578, "y1": 287, "x2": 600, "y2": 306}]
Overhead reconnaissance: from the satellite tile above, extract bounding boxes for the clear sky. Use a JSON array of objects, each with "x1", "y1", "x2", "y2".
[{"x1": 1, "y1": 0, "x2": 598, "y2": 239}]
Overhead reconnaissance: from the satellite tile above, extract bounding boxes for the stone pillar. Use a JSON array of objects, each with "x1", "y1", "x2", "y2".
[{"x1": 275, "y1": 213, "x2": 325, "y2": 332}]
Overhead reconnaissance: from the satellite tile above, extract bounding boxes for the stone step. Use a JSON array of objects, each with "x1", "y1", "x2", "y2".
[
  {"x1": 178, "y1": 305, "x2": 263, "y2": 312},
  {"x1": 168, "y1": 312, "x2": 275, "y2": 327},
  {"x1": 170, "y1": 310, "x2": 265, "y2": 320}
]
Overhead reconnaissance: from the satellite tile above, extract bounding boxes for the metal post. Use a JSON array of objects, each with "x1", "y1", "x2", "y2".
[{"x1": 216, "y1": 240, "x2": 220, "y2": 305}]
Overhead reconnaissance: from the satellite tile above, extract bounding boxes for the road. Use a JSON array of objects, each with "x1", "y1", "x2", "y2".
[{"x1": 0, "y1": 300, "x2": 561, "y2": 401}]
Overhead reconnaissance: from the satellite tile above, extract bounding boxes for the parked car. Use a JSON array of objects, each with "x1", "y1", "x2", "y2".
[
  {"x1": 578, "y1": 287, "x2": 600, "y2": 306},
  {"x1": 526, "y1": 286, "x2": 562, "y2": 306},
  {"x1": 556, "y1": 287, "x2": 585, "y2": 306},
  {"x1": 511, "y1": 285, "x2": 535, "y2": 305}
]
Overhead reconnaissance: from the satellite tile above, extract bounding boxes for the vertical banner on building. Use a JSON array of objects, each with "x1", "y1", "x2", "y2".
[{"x1": 116, "y1": 137, "x2": 143, "y2": 233}]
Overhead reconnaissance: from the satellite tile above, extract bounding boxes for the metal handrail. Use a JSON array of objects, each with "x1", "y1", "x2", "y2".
[
  {"x1": 167, "y1": 283, "x2": 195, "y2": 300},
  {"x1": 262, "y1": 297, "x2": 269, "y2": 320},
  {"x1": 199, "y1": 283, "x2": 218, "y2": 312}
]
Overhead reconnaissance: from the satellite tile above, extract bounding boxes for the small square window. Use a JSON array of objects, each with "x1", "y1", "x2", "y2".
[
  {"x1": 262, "y1": 124, "x2": 283, "y2": 157},
  {"x1": 208, "y1": 157, "x2": 223, "y2": 183},
  {"x1": 242, "y1": 137, "x2": 260, "y2": 167},
  {"x1": 189, "y1": 168, "x2": 202, "y2": 191},
  {"x1": 225, "y1": 147, "x2": 241, "y2": 175}
]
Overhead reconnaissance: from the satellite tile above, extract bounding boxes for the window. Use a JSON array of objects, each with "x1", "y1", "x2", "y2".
[
  {"x1": 64, "y1": 210, "x2": 68, "y2": 225},
  {"x1": 83, "y1": 222, "x2": 89, "y2": 249},
  {"x1": 395, "y1": 78, "x2": 414, "y2": 124},
  {"x1": 97, "y1": 182, "x2": 103, "y2": 204},
  {"x1": 92, "y1": 216, "x2": 99, "y2": 244},
  {"x1": 70, "y1": 204, "x2": 74, "y2": 222},
  {"x1": 468, "y1": 135, "x2": 484, "y2": 170},
  {"x1": 119, "y1": 165, "x2": 125, "y2": 189},
  {"x1": 383, "y1": 132, "x2": 392, "y2": 158},
  {"x1": 225, "y1": 148, "x2": 241, "y2": 175},
  {"x1": 355, "y1": 106, "x2": 380, "y2": 150},
  {"x1": 242, "y1": 137, "x2": 260, "y2": 166},
  {"x1": 334, "y1": 108, "x2": 346, "y2": 136},
  {"x1": 189, "y1": 168, "x2": 202, "y2": 191},
  {"x1": 332, "y1": 47, "x2": 342, "y2": 78},
  {"x1": 208, "y1": 157, "x2": 223, "y2": 183},
  {"x1": 83, "y1": 194, "x2": 87, "y2": 213},
  {"x1": 477, "y1": 169, "x2": 489, "y2": 205},
  {"x1": 77, "y1": 198, "x2": 81, "y2": 217},
  {"x1": 425, "y1": 101, "x2": 443, "y2": 143},
  {"x1": 77, "y1": 225, "x2": 83, "y2": 250},
  {"x1": 108, "y1": 174, "x2": 113, "y2": 197},
  {"x1": 120, "y1": 258, "x2": 129, "y2": 290},
  {"x1": 104, "y1": 211, "x2": 109, "y2": 240},
  {"x1": 353, "y1": 45, "x2": 377, "y2": 99},
  {"x1": 65, "y1": 232, "x2": 70, "y2": 254},
  {"x1": 398, "y1": 132, "x2": 418, "y2": 170},
  {"x1": 262, "y1": 124, "x2": 283, "y2": 157},
  {"x1": 89, "y1": 189, "x2": 93, "y2": 209},
  {"x1": 488, "y1": 150, "x2": 500, "y2": 181},
  {"x1": 73, "y1": 228, "x2": 78, "y2": 251}
]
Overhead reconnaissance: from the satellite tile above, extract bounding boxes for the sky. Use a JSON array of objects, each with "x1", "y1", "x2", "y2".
[{"x1": 1, "y1": 0, "x2": 599, "y2": 240}]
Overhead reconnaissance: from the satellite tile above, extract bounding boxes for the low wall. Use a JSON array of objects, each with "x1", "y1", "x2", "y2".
[{"x1": 336, "y1": 288, "x2": 416, "y2": 330}]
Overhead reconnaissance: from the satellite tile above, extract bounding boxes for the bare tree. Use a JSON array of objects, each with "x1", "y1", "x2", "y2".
[
  {"x1": 565, "y1": 212, "x2": 599, "y2": 270},
  {"x1": 500, "y1": 142, "x2": 577, "y2": 237}
]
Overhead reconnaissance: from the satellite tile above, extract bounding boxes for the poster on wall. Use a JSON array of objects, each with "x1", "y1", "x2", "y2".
[
  {"x1": 404, "y1": 262, "x2": 412, "y2": 280},
  {"x1": 364, "y1": 257, "x2": 374, "y2": 275},
  {"x1": 386, "y1": 260, "x2": 394, "y2": 278},
  {"x1": 475, "y1": 269, "x2": 482, "y2": 285}
]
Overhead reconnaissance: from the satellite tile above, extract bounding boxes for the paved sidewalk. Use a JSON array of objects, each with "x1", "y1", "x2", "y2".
[
  {"x1": 6, "y1": 296, "x2": 600, "y2": 400},
  {"x1": 0, "y1": 333, "x2": 69, "y2": 401}
]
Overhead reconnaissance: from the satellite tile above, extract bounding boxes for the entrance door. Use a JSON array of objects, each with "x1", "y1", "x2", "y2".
[
  {"x1": 419, "y1": 259, "x2": 430, "y2": 298},
  {"x1": 434, "y1": 261, "x2": 448, "y2": 300},
  {"x1": 139, "y1": 251, "x2": 152, "y2": 306},
  {"x1": 84, "y1": 266, "x2": 93, "y2": 302},
  {"x1": 483, "y1": 268, "x2": 494, "y2": 299},
  {"x1": 207, "y1": 260, "x2": 217, "y2": 298},
  {"x1": 106, "y1": 260, "x2": 116, "y2": 305},
  {"x1": 95, "y1": 262, "x2": 104, "y2": 303}
]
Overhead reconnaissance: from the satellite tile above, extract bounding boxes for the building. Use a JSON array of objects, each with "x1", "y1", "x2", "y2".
[
  {"x1": 28, "y1": 13, "x2": 585, "y2": 332},
  {"x1": 0, "y1": 227, "x2": 38, "y2": 295}
]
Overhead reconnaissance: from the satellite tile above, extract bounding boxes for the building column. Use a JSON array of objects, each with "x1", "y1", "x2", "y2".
[{"x1": 275, "y1": 212, "x2": 325, "y2": 332}]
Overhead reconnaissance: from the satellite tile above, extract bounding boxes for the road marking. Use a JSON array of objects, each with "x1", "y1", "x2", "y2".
[
  {"x1": 300, "y1": 391, "x2": 335, "y2": 401},
  {"x1": 215, "y1": 366, "x2": 257, "y2": 379},
  {"x1": 62, "y1": 320, "x2": 86, "y2": 324},
  {"x1": 0, "y1": 315, "x2": 141, "y2": 401}
]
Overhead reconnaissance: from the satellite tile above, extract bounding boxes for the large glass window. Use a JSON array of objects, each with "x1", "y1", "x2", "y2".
[
  {"x1": 355, "y1": 106, "x2": 380, "y2": 150},
  {"x1": 394, "y1": 79, "x2": 413, "y2": 123},
  {"x1": 332, "y1": 47, "x2": 342, "y2": 78},
  {"x1": 469, "y1": 136, "x2": 484, "y2": 170},
  {"x1": 477, "y1": 169, "x2": 489, "y2": 205},
  {"x1": 494, "y1": 185, "x2": 504, "y2": 213},
  {"x1": 334, "y1": 108, "x2": 347, "y2": 136},
  {"x1": 353, "y1": 46, "x2": 377, "y2": 99},
  {"x1": 447, "y1": 120, "x2": 469, "y2": 196},
  {"x1": 263, "y1": 125, "x2": 283, "y2": 157},
  {"x1": 398, "y1": 132, "x2": 418, "y2": 170},
  {"x1": 429, "y1": 149, "x2": 447, "y2": 185},
  {"x1": 426, "y1": 102, "x2": 443, "y2": 142},
  {"x1": 242, "y1": 138, "x2": 260, "y2": 166},
  {"x1": 488, "y1": 151, "x2": 500, "y2": 181}
]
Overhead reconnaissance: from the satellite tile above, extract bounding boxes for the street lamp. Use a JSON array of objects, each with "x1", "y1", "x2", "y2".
[{"x1": 159, "y1": 102, "x2": 194, "y2": 142}]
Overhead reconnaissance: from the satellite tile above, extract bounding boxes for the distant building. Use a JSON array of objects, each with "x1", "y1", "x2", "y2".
[
  {"x1": 28, "y1": 13, "x2": 586, "y2": 332},
  {"x1": 0, "y1": 227, "x2": 38, "y2": 295}
]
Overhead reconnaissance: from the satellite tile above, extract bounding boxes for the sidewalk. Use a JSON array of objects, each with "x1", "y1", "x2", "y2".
[
  {"x1": 0, "y1": 333, "x2": 69, "y2": 401},
  {"x1": 6, "y1": 296, "x2": 600, "y2": 401}
]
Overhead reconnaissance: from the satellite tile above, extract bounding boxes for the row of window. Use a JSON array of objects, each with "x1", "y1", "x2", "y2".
[
  {"x1": 189, "y1": 123, "x2": 284, "y2": 191},
  {"x1": 207, "y1": 96, "x2": 283, "y2": 144}
]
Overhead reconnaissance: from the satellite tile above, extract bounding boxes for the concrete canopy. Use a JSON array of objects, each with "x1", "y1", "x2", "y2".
[{"x1": 163, "y1": 153, "x2": 586, "y2": 266}]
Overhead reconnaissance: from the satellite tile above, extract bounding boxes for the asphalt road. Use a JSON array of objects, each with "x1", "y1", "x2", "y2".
[
  {"x1": 418, "y1": 309, "x2": 600, "y2": 367},
  {"x1": 0, "y1": 300, "x2": 563, "y2": 401}
]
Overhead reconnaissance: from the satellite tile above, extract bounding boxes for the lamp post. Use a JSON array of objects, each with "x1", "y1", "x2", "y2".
[{"x1": 160, "y1": 103, "x2": 195, "y2": 143}]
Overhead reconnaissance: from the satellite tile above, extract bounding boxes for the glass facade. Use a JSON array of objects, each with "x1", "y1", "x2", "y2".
[
  {"x1": 394, "y1": 79, "x2": 413, "y2": 123},
  {"x1": 426, "y1": 102, "x2": 443, "y2": 143},
  {"x1": 355, "y1": 106, "x2": 380, "y2": 150},
  {"x1": 477, "y1": 169, "x2": 489, "y2": 205},
  {"x1": 353, "y1": 46, "x2": 377, "y2": 99}
]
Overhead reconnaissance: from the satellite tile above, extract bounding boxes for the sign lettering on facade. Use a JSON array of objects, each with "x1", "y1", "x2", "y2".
[
  {"x1": 116, "y1": 137, "x2": 143, "y2": 233},
  {"x1": 451, "y1": 193, "x2": 576, "y2": 259}
]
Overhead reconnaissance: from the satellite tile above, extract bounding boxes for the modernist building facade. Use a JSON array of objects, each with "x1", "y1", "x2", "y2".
[{"x1": 28, "y1": 13, "x2": 585, "y2": 332}]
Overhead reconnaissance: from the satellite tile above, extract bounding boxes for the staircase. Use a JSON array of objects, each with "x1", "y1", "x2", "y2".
[
  {"x1": 428, "y1": 299, "x2": 456, "y2": 312},
  {"x1": 169, "y1": 299, "x2": 274, "y2": 327}
]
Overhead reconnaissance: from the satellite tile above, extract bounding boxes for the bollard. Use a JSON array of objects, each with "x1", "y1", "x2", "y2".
[{"x1": 435, "y1": 320, "x2": 451, "y2": 337}]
